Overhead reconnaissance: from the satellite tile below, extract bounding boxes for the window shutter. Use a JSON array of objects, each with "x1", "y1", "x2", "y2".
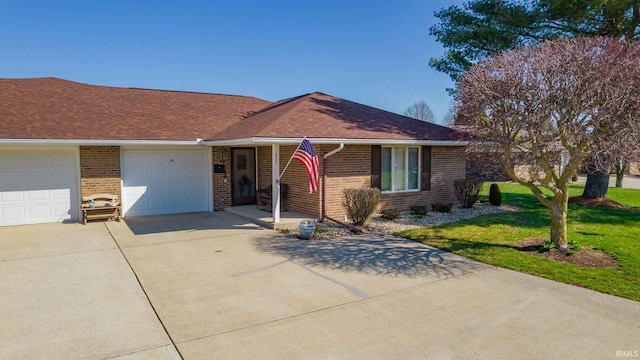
[
  {"x1": 421, "y1": 146, "x2": 431, "y2": 191},
  {"x1": 371, "y1": 145, "x2": 381, "y2": 189}
]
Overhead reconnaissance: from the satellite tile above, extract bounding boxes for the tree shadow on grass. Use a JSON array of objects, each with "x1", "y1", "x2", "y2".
[{"x1": 254, "y1": 233, "x2": 489, "y2": 278}]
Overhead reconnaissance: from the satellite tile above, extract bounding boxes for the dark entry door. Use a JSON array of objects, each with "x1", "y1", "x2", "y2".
[{"x1": 231, "y1": 148, "x2": 256, "y2": 206}]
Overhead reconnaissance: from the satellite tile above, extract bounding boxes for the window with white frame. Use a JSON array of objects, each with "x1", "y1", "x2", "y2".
[{"x1": 381, "y1": 146, "x2": 420, "y2": 192}]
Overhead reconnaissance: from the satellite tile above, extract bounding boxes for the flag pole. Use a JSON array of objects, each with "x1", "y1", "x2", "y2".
[{"x1": 279, "y1": 137, "x2": 305, "y2": 180}]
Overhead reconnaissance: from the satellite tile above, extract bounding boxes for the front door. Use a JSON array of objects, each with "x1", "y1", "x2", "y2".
[{"x1": 231, "y1": 148, "x2": 256, "y2": 206}]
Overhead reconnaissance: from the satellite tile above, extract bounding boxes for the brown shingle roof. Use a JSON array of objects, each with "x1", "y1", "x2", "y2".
[
  {"x1": 0, "y1": 77, "x2": 270, "y2": 141},
  {"x1": 0, "y1": 78, "x2": 465, "y2": 142},
  {"x1": 214, "y1": 92, "x2": 464, "y2": 141}
]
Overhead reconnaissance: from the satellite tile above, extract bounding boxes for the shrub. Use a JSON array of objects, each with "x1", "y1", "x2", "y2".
[
  {"x1": 431, "y1": 202, "x2": 452, "y2": 213},
  {"x1": 454, "y1": 179, "x2": 484, "y2": 208},
  {"x1": 410, "y1": 205, "x2": 428, "y2": 215},
  {"x1": 342, "y1": 188, "x2": 381, "y2": 226},
  {"x1": 489, "y1": 183, "x2": 502, "y2": 206},
  {"x1": 380, "y1": 208, "x2": 400, "y2": 220}
]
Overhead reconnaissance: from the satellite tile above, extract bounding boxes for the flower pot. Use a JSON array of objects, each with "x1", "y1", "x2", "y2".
[{"x1": 298, "y1": 220, "x2": 316, "y2": 240}]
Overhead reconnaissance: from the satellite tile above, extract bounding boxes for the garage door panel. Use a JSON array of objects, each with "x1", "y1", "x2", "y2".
[
  {"x1": 53, "y1": 204, "x2": 71, "y2": 217},
  {"x1": 0, "y1": 149, "x2": 78, "y2": 226},
  {"x1": 50, "y1": 169, "x2": 76, "y2": 184},
  {"x1": 189, "y1": 196, "x2": 208, "y2": 209},
  {"x1": 167, "y1": 151, "x2": 187, "y2": 164},
  {"x1": 122, "y1": 168, "x2": 145, "y2": 185},
  {"x1": 122, "y1": 149, "x2": 210, "y2": 216},
  {"x1": 122, "y1": 151, "x2": 145, "y2": 165},
  {"x1": 29, "y1": 205, "x2": 54, "y2": 219},
  {"x1": 188, "y1": 151, "x2": 207, "y2": 165},
  {"x1": 1, "y1": 191, "x2": 24, "y2": 203},
  {"x1": 2, "y1": 207, "x2": 24, "y2": 221},
  {"x1": 169, "y1": 197, "x2": 188, "y2": 209},
  {"x1": 146, "y1": 152, "x2": 166, "y2": 164},
  {"x1": 52, "y1": 188, "x2": 72, "y2": 201},
  {"x1": 27, "y1": 190, "x2": 51, "y2": 201},
  {"x1": 23, "y1": 153, "x2": 50, "y2": 166}
]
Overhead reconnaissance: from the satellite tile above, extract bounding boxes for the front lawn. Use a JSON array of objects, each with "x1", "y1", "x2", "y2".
[{"x1": 398, "y1": 183, "x2": 640, "y2": 302}]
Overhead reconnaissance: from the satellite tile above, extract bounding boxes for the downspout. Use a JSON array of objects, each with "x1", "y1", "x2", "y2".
[{"x1": 321, "y1": 144, "x2": 362, "y2": 234}]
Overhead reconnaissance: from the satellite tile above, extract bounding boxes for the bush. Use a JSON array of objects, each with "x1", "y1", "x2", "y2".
[
  {"x1": 571, "y1": 172, "x2": 579, "y2": 182},
  {"x1": 342, "y1": 188, "x2": 381, "y2": 226},
  {"x1": 431, "y1": 202, "x2": 452, "y2": 213},
  {"x1": 410, "y1": 205, "x2": 428, "y2": 215},
  {"x1": 454, "y1": 179, "x2": 484, "y2": 208},
  {"x1": 380, "y1": 208, "x2": 400, "y2": 220},
  {"x1": 489, "y1": 183, "x2": 502, "y2": 206}
]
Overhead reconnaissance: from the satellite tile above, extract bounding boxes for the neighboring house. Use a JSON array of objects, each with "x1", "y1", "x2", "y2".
[{"x1": 0, "y1": 77, "x2": 467, "y2": 227}]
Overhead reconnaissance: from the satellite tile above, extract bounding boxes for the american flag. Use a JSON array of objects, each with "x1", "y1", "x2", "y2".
[{"x1": 293, "y1": 139, "x2": 319, "y2": 193}]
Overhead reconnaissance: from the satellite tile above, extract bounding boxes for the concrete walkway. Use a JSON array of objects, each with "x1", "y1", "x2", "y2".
[
  {"x1": 1, "y1": 212, "x2": 639, "y2": 359},
  {"x1": 577, "y1": 174, "x2": 640, "y2": 190}
]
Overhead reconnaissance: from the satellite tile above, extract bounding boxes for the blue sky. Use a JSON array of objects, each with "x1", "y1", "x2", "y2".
[{"x1": 0, "y1": 1, "x2": 465, "y2": 124}]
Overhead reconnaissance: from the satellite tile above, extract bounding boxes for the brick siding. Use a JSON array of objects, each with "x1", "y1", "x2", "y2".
[
  {"x1": 376, "y1": 146, "x2": 466, "y2": 216},
  {"x1": 79, "y1": 146, "x2": 121, "y2": 198},
  {"x1": 256, "y1": 144, "x2": 466, "y2": 220},
  {"x1": 212, "y1": 146, "x2": 232, "y2": 210}
]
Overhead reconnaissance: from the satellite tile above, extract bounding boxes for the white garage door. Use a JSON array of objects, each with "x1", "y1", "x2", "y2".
[
  {"x1": 0, "y1": 149, "x2": 79, "y2": 226},
  {"x1": 121, "y1": 149, "x2": 210, "y2": 216}
]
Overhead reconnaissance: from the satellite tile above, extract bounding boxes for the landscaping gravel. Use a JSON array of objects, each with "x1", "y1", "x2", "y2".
[{"x1": 287, "y1": 202, "x2": 519, "y2": 240}]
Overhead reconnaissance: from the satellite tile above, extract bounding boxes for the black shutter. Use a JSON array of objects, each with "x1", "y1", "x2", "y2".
[
  {"x1": 371, "y1": 145, "x2": 381, "y2": 189},
  {"x1": 421, "y1": 146, "x2": 431, "y2": 191}
]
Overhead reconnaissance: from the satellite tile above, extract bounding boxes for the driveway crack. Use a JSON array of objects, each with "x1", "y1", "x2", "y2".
[{"x1": 104, "y1": 223, "x2": 184, "y2": 360}]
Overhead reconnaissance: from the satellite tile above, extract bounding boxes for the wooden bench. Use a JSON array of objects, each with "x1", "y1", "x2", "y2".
[
  {"x1": 82, "y1": 194, "x2": 122, "y2": 224},
  {"x1": 256, "y1": 183, "x2": 289, "y2": 211}
]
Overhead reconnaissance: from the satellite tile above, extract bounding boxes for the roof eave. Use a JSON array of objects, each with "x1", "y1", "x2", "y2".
[
  {"x1": 204, "y1": 137, "x2": 468, "y2": 146},
  {"x1": 0, "y1": 139, "x2": 205, "y2": 146}
]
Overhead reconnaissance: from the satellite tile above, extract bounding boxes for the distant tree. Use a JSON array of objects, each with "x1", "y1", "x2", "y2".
[
  {"x1": 443, "y1": 107, "x2": 456, "y2": 127},
  {"x1": 430, "y1": 0, "x2": 640, "y2": 198},
  {"x1": 404, "y1": 101, "x2": 436, "y2": 123},
  {"x1": 457, "y1": 37, "x2": 640, "y2": 250}
]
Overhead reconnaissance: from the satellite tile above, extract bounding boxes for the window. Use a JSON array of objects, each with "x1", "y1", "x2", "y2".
[{"x1": 381, "y1": 146, "x2": 419, "y2": 192}]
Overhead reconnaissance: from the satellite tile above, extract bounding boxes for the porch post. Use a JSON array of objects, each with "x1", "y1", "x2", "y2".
[{"x1": 272, "y1": 144, "x2": 281, "y2": 223}]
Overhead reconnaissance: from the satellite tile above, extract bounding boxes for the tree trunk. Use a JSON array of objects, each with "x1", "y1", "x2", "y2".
[
  {"x1": 583, "y1": 171, "x2": 610, "y2": 198},
  {"x1": 549, "y1": 197, "x2": 569, "y2": 251},
  {"x1": 615, "y1": 161, "x2": 626, "y2": 188}
]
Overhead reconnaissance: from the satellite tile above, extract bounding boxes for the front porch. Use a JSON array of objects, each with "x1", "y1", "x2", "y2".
[{"x1": 224, "y1": 205, "x2": 318, "y2": 230}]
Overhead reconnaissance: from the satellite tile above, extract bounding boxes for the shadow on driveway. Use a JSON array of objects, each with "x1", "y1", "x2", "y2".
[
  {"x1": 124, "y1": 211, "x2": 262, "y2": 235},
  {"x1": 255, "y1": 233, "x2": 488, "y2": 278}
]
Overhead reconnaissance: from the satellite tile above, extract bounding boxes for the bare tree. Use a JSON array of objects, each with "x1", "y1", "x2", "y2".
[
  {"x1": 457, "y1": 37, "x2": 640, "y2": 250},
  {"x1": 443, "y1": 106, "x2": 456, "y2": 127},
  {"x1": 404, "y1": 101, "x2": 435, "y2": 123}
]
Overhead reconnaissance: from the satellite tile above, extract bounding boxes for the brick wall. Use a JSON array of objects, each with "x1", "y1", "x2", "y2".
[
  {"x1": 257, "y1": 145, "x2": 322, "y2": 216},
  {"x1": 323, "y1": 145, "x2": 370, "y2": 219},
  {"x1": 212, "y1": 146, "x2": 232, "y2": 210},
  {"x1": 376, "y1": 146, "x2": 466, "y2": 215},
  {"x1": 256, "y1": 144, "x2": 466, "y2": 220},
  {"x1": 79, "y1": 146, "x2": 121, "y2": 198}
]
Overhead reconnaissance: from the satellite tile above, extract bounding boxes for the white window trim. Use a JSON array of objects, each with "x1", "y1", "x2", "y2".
[{"x1": 381, "y1": 146, "x2": 421, "y2": 194}]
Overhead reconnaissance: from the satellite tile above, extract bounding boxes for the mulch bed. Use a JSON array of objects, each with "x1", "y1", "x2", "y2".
[
  {"x1": 568, "y1": 196, "x2": 635, "y2": 211},
  {"x1": 514, "y1": 237, "x2": 619, "y2": 268}
]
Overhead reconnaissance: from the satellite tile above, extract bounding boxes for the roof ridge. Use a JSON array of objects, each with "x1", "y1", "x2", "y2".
[
  {"x1": 1, "y1": 77, "x2": 267, "y2": 101},
  {"x1": 239, "y1": 92, "x2": 316, "y2": 120},
  {"x1": 126, "y1": 86, "x2": 264, "y2": 100}
]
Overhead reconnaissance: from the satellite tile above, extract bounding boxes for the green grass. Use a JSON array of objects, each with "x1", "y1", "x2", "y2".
[{"x1": 397, "y1": 183, "x2": 640, "y2": 302}]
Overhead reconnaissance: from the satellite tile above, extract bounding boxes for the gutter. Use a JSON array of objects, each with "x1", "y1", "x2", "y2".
[
  {"x1": 203, "y1": 137, "x2": 469, "y2": 147},
  {"x1": 0, "y1": 139, "x2": 206, "y2": 146}
]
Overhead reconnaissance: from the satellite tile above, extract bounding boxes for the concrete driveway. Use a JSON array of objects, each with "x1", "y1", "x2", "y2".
[{"x1": 1, "y1": 212, "x2": 639, "y2": 359}]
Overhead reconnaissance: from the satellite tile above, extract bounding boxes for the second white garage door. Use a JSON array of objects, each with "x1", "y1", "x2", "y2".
[
  {"x1": 0, "y1": 148, "x2": 79, "y2": 226},
  {"x1": 121, "y1": 149, "x2": 211, "y2": 216}
]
